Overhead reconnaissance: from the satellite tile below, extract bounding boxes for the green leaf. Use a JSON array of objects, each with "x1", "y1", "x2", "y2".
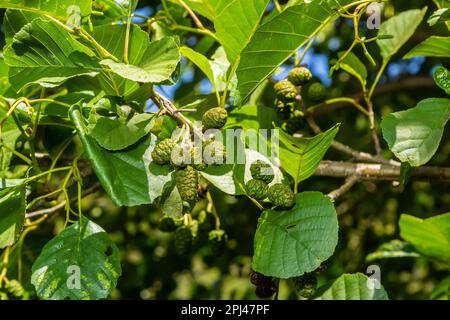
[
  {"x1": 166, "y1": 0, "x2": 228, "y2": 21},
  {"x1": 0, "y1": 185, "x2": 25, "y2": 249},
  {"x1": 31, "y1": 218, "x2": 121, "y2": 300},
  {"x1": 434, "y1": 66, "x2": 450, "y2": 95},
  {"x1": 366, "y1": 240, "x2": 419, "y2": 263},
  {"x1": 404, "y1": 36, "x2": 450, "y2": 59},
  {"x1": 201, "y1": 164, "x2": 244, "y2": 195},
  {"x1": 399, "y1": 212, "x2": 450, "y2": 266},
  {"x1": 337, "y1": 51, "x2": 367, "y2": 86},
  {"x1": 225, "y1": 105, "x2": 277, "y2": 131},
  {"x1": 314, "y1": 273, "x2": 389, "y2": 300},
  {"x1": 4, "y1": 18, "x2": 100, "y2": 91},
  {"x1": 381, "y1": 98, "x2": 450, "y2": 167},
  {"x1": 214, "y1": 0, "x2": 270, "y2": 64},
  {"x1": 252, "y1": 192, "x2": 338, "y2": 278},
  {"x1": 279, "y1": 124, "x2": 339, "y2": 186},
  {"x1": 70, "y1": 104, "x2": 156, "y2": 206},
  {"x1": 88, "y1": 113, "x2": 154, "y2": 151},
  {"x1": 100, "y1": 36, "x2": 180, "y2": 84},
  {"x1": 92, "y1": 24, "x2": 150, "y2": 96},
  {"x1": 160, "y1": 183, "x2": 183, "y2": 219},
  {"x1": 428, "y1": 8, "x2": 450, "y2": 26},
  {"x1": 180, "y1": 46, "x2": 216, "y2": 86},
  {"x1": 0, "y1": 0, "x2": 92, "y2": 21},
  {"x1": 235, "y1": 0, "x2": 352, "y2": 103},
  {"x1": 377, "y1": 8, "x2": 427, "y2": 61}
]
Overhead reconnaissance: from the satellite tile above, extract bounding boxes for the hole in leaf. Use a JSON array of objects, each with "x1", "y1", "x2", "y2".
[
  {"x1": 285, "y1": 224, "x2": 297, "y2": 231},
  {"x1": 105, "y1": 246, "x2": 114, "y2": 257}
]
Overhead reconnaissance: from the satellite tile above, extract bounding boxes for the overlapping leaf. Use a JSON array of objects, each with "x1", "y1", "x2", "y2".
[
  {"x1": 279, "y1": 124, "x2": 339, "y2": 186},
  {"x1": 70, "y1": 104, "x2": 156, "y2": 206},
  {"x1": 236, "y1": 0, "x2": 353, "y2": 103},
  {"x1": 4, "y1": 18, "x2": 100, "y2": 90}
]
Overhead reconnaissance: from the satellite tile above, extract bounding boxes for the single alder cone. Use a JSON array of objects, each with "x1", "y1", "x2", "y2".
[
  {"x1": 285, "y1": 116, "x2": 306, "y2": 135},
  {"x1": 208, "y1": 229, "x2": 228, "y2": 257},
  {"x1": 158, "y1": 216, "x2": 178, "y2": 232},
  {"x1": 250, "y1": 271, "x2": 273, "y2": 286},
  {"x1": 268, "y1": 183, "x2": 296, "y2": 209},
  {"x1": 274, "y1": 79, "x2": 297, "y2": 102},
  {"x1": 202, "y1": 107, "x2": 228, "y2": 130},
  {"x1": 250, "y1": 160, "x2": 275, "y2": 184},
  {"x1": 152, "y1": 139, "x2": 176, "y2": 165},
  {"x1": 175, "y1": 166, "x2": 199, "y2": 202},
  {"x1": 307, "y1": 82, "x2": 327, "y2": 103},
  {"x1": 245, "y1": 179, "x2": 269, "y2": 200},
  {"x1": 174, "y1": 226, "x2": 193, "y2": 255},
  {"x1": 288, "y1": 67, "x2": 313, "y2": 86}
]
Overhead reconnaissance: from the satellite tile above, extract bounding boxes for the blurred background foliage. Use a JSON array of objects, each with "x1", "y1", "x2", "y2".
[{"x1": 1, "y1": 0, "x2": 449, "y2": 300}]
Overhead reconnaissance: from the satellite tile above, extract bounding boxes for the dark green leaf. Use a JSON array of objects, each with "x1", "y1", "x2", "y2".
[
  {"x1": 279, "y1": 124, "x2": 339, "y2": 186},
  {"x1": 70, "y1": 104, "x2": 157, "y2": 206},
  {"x1": 253, "y1": 192, "x2": 338, "y2": 278},
  {"x1": 88, "y1": 113, "x2": 154, "y2": 151},
  {"x1": 4, "y1": 18, "x2": 100, "y2": 91},
  {"x1": 31, "y1": 217, "x2": 121, "y2": 300},
  {"x1": 0, "y1": 185, "x2": 26, "y2": 249},
  {"x1": 235, "y1": 0, "x2": 352, "y2": 103}
]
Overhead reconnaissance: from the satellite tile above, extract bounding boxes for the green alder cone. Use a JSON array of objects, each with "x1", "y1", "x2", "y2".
[
  {"x1": 250, "y1": 160, "x2": 275, "y2": 184},
  {"x1": 307, "y1": 82, "x2": 327, "y2": 103},
  {"x1": 158, "y1": 216, "x2": 178, "y2": 232},
  {"x1": 245, "y1": 179, "x2": 269, "y2": 200},
  {"x1": 202, "y1": 107, "x2": 228, "y2": 130},
  {"x1": 152, "y1": 139, "x2": 176, "y2": 165},
  {"x1": 274, "y1": 79, "x2": 297, "y2": 102},
  {"x1": 174, "y1": 226, "x2": 193, "y2": 255},
  {"x1": 208, "y1": 229, "x2": 228, "y2": 257},
  {"x1": 285, "y1": 116, "x2": 306, "y2": 135},
  {"x1": 288, "y1": 67, "x2": 313, "y2": 86},
  {"x1": 175, "y1": 166, "x2": 199, "y2": 202},
  {"x1": 268, "y1": 183, "x2": 296, "y2": 209}
]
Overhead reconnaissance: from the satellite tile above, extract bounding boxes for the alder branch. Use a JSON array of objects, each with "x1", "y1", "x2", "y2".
[
  {"x1": 328, "y1": 175, "x2": 359, "y2": 200},
  {"x1": 305, "y1": 115, "x2": 399, "y2": 166},
  {"x1": 312, "y1": 76, "x2": 436, "y2": 117},
  {"x1": 316, "y1": 161, "x2": 450, "y2": 182}
]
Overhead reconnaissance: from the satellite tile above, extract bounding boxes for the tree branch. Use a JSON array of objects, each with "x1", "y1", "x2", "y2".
[
  {"x1": 328, "y1": 175, "x2": 360, "y2": 200},
  {"x1": 315, "y1": 161, "x2": 450, "y2": 182}
]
